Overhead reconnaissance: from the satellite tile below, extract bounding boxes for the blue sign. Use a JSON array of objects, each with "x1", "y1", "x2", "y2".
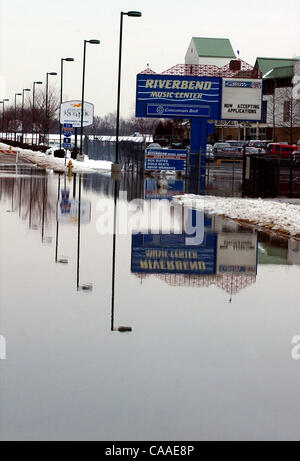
[
  {"x1": 145, "y1": 148, "x2": 187, "y2": 171},
  {"x1": 136, "y1": 74, "x2": 221, "y2": 119},
  {"x1": 63, "y1": 130, "x2": 72, "y2": 137},
  {"x1": 62, "y1": 142, "x2": 71, "y2": 149},
  {"x1": 60, "y1": 189, "x2": 71, "y2": 215},
  {"x1": 131, "y1": 232, "x2": 217, "y2": 275},
  {"x1": 225, "y1": 80, "x2": 262, "y2": 89},
  {"x1": 63, "y1": 123, "x2": 73, "y2": 128}
]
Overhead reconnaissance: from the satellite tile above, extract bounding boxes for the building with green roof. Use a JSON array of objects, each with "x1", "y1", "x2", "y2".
[
  {"x1": 185, "y1": 37, "x2": 236, "y2": 67},
  {"x1": 253, "y1": 57, "x2": 300, "y2": 144},
  {"x1": 254, "y1": 57, "x2": 299, "y2": 78}
]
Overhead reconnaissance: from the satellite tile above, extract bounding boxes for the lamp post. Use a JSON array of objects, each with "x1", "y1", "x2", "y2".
[
  {"x1": 32, "y1": 81, "x2": 42, "y2": 146},
  {"x1": 21, "y1": 89, "x2": 30, "y2": 143},
  {"x1": 113, "y1": 11, "x2": 142, "y2": 171},
  {"x1": 14, "y1": 93, "x2": 22, "y2": 141},
  {"x1": 60, "y1": 57, "x2": 74, "y2": 152},
  {"x1": 79, "y1": 39, "x2": 100, "y2": 156},
  {"x1": 1, "y1": 99, "x2": 10, "y2": 139},
  {"x1": 45, "y1": 72, "x2": 57, "y2": 146}
]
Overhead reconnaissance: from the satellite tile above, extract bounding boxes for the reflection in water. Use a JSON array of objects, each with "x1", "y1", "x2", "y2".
[
  {"x1": 76, "y1": 174, "x2": 93, "y2": 292},
  {"x1": 0, "y1": 170, "x2": 55, "y2": 241},
  {"x1": 0, "y1": 167, "x2": 300, "y2": 441},
  {"x1": 131, "y1": 218, "x2": 258, "y2": 301},
  {"x1": 0, "y1": 171, "x2": 299, "y2": 295},
  {"x1": 111, "y1": 179, "x2": 132, "y2": 332}
]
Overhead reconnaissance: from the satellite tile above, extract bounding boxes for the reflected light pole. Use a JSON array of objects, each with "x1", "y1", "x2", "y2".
[
  {"x1": 21, "y1": 89, "x2": 30, "y2": 143},
  {"x1": 113, "y1": 11, "x2": 141, "y2": 170},
  {"x1": 60, "y1": 57, "x2": 74, "y2": 152},
  {"x1": 55, "y1": 174, "x2": 69, "y2": 264},
  {"x1": 79, "y1": 39, "x2": 100, "y2": 156},
  {"x1": 45, "y1": 72, "x2": 57, "y2": 145},
  {"x1": 111, "y1": 180, "x2": 132, "y2": 332},
  {"x1": 32, "y1": 81, "x2": 42, "y2": 146},
  {"x1": 76, "y1": 174, "x2": 93, "y2": 291}
]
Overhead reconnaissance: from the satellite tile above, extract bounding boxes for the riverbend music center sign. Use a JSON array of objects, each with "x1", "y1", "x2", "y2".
[{"x1": 136, "y1": 74, "x2": 262, "y2": 122}]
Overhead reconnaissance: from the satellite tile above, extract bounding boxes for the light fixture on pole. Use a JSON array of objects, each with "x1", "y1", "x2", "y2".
[
  {"x1": 32, "y1": 81, "x2": 42, "y2": 146},
  {"x1": 79, "y1": 39, "x2": 100, "y2": 157},
  {"x1": 14, "y1": 93, "x2": 22, "y2": 141},
  {"x1": 45, "y1": 72, "x2": 57, "y2": 145},
  {"x1": 113, "y1": 10, "x2": 142, "y2": 172},
  {"x1": 21, "y1": 89, "x2": 30, "y2": 143},
  {"x1": 59, "y1": 57, "x2": 74, "y2": 152},
  {"x1": 1, "y1": 99, "x2": 10, "y2": 139}
]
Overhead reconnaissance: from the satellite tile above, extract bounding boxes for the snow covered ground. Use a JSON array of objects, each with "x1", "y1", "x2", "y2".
[
  {"x1": 0, "y1": 142, "x2": 112, "y2": 173},
  {"x1": 173, "y1": 194, "x2": 300, "y2": 238}
]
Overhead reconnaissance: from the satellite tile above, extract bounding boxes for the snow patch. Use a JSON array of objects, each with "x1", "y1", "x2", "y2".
[
  {"x1": 173, "y1": 194, "x2": 300, "y2": 238},
  {"x1": 0, "y1": 142, "x2": 112, "y2": 173}
]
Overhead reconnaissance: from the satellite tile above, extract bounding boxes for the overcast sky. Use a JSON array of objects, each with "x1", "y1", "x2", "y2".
[{"x1": 0, "y1": 0, "x2": 299, "y2": 118}]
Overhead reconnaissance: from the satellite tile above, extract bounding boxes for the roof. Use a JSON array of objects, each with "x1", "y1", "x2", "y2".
[
  {"x1": 264, "y1": 65, "x2": 294, "y2": 79},
  {"x1": 191, "y1": 37, "x2": 236, "y2": 58},
  {"x1": 140, "y1": 59, "x2": 261, "y2": 79},
  {"x1": 255, "y1": 57, "x2": 299, "y2": 76}
]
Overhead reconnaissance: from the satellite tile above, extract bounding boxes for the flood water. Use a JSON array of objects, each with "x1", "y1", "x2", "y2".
[{"x1": 0, "y1": 166, "x2": 299, "y2": 441}]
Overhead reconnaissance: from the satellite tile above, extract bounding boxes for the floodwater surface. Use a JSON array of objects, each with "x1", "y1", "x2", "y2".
[{"x1": 0, "y1": 167, "x2": 299, "y2": 441}]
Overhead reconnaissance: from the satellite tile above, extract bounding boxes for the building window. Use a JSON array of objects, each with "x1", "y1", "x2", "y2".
[
  {"x1": 283, "y1": 100, "x2": 291, "y2": 122},
  {"x1": 262, "y1": 101, "x2": 267, "y2": 123}
]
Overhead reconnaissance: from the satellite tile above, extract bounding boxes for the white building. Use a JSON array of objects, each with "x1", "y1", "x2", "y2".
[
  {"x1": 185, "y1": 37, "x2": 236, "y2": 67},
  {"x1": 254, "y1": 57, "x2": 300, "y2": 142}
]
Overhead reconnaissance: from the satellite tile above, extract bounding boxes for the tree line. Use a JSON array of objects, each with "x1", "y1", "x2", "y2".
[{"x1": 0, "y1": 86, "x2": 160, "y2": 139}]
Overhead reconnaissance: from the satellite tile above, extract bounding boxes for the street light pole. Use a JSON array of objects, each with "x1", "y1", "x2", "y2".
[
  {"x1": 14, "y1": 93, "x2": 22, "y2": 141},
  {"x1": 79, "y1": 39, "x2": 100, "y2": 156},
  {"x1": 21, "y1": 89, "x2": 30, "y2": 143},
  {"x1": 1, "y1": 99, "x2": 9, "y2": 140},
  {"x1": 60, "y1": 57, "x2": 74, "y2": 151},
  {"x1": 45, "y1": 71, "x2": 57, "y2": 146},
  {"x1": 32, "y1": 82, "x2": 42, "y2": 146},
  {"x1": 113, "y1": 11, "x2": 142, "y2": 170}
]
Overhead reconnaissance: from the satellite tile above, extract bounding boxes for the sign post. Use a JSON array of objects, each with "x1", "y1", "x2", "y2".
[
  {"x1": 135, "y1": 72, "x2": 262, "y2": 193},
  {"x1": 60, "y1": 100, "x2": 94, "y2": 127},
  {"x1": 145, "y1": 148, "x2": 187, "y2": 172},
  {"x1": 62, "y1": 123, "x2": 73, "y2": 149}
]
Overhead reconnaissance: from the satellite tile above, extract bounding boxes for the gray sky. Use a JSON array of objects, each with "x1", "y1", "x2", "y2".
[{"x1": 0, "y1": 0, "x2": 299, "y2": 118}]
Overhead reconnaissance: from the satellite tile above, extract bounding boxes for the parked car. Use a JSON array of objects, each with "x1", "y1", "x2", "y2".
[
  {"x1": 168, "y1": 141, "x2": 185, "y2": 149},
  {"x1": 248, "y1": 140, "x2": 272, "y2": 149},
  {"x1": 206, "y1": 150, "x2": 215, "y2": 162},
  {"x1": 212, "y1": 142, "x2": 230, "y2": 154},
  {"x1": 245, "y1": 147, "x2": 266, "y2": 155},
  {"x1": 226, "y1": 140, "x2": 247, "y2": 152},
  {"x1": 266, "y1": 143, "x2": 298, "y2": 157},
  {"x1": 212, "y1": 142, "x2": 237, "y2": 159},
  {"x1": 146, "y1": 143, "x2": 162, "y2": 150}
]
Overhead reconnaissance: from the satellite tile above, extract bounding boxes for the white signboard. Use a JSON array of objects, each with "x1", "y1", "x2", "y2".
[
  {"x1": 221, "y1": 78, "x2": 262, "y2": 121},
  {"x1": 60, "y1": 100, "x2": 94, "y2": 127},
  {"x1": 216, "y1": 233, "x2": 257, "y2": 275}
]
